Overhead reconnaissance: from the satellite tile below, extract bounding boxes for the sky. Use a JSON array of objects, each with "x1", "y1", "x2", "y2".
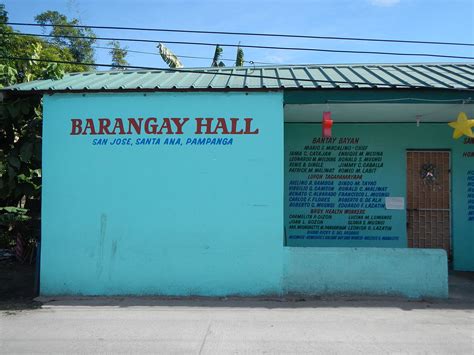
[{"x1": 2, "y1": 0, "x2": 474, "y2": 69}]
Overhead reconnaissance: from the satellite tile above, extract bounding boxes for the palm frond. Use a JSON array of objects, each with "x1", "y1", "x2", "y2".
[{"x1": 157, "y1": 43, "x2": 183, "y2": 68}]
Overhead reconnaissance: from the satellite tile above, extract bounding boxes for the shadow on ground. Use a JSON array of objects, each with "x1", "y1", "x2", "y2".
[
  {"x1": 1, "y1": 259, "x2": 473, "y2": 311},
  {"x1": 0, "y1": 259, "x2": 41, "y2": 311}
]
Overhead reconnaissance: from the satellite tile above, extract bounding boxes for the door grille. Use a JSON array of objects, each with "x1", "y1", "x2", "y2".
[{"x1": 406, "y1": 151, "x2": 451, "y2": 256}]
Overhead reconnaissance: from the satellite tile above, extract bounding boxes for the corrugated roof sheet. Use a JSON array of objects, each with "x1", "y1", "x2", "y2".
[{"x1": 3, "y1": 63, "x2": 474, "y2": 92}]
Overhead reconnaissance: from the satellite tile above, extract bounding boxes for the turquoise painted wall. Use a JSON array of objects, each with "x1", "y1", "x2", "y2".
[
  {"x1": 40, "y1": 92, "x2": 455, "y2": 298},
  {"x1": 283, "y1": 247, "x2": 448, "y2": 298},
  {"x1": 41, "y1": 91, "x2": 284, "y2": 296},
  {"x1": 285, "y1": 124, "x2": 474, "y2": 271}
]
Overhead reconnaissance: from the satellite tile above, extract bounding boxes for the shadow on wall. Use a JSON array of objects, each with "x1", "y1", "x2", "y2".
[{"x1": 34, "y1": 270, "x2": 474, "y2": 311}]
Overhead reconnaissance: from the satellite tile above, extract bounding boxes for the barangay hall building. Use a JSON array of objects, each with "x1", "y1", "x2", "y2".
[{"x1": 2, "y1": 63, "x2": 474, "y2": 298}]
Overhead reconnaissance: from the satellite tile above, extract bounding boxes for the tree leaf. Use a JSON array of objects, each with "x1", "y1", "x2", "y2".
[
  {"x1": 0, "y1": 206, "x2": 29, "y2": 214},
  {"x1": 235, "y1": 47, "x2": 244, "y2": 67},
  {"x1": 16, "y1": 173, "x2": 28, "y2": 182},
  {"x1": 157, "y1": 43, "x2": 183, "y2": 68},
  {"x1": 211, "y1": 45, "x2": 223, "y2": 67}
]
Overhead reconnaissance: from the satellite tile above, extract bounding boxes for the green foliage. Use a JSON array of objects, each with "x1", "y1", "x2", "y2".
[
  {"x1": 0, "y1": 3, "x2": 8, "y2": 23},
  {"x1": 0, "y1": 4, "x2": 97, "y2": 254},
  {"x1": 108, "y1": 40, "x2": 129, "y2": 69},
  {"x1": 0, "y1": 206, "x2": 31, "y2": 251},
  {"x1": 34, "y1": 10, "x2": 96, "y2": 70},
  {"x1": 0, "y1": 207, "x2": 31, "y2": 225},
  {"x1": 235, "y1": 47, "x2": 244, "y2": 67},
  {"x1": 0, "y1": 95, "x2": 42, "y2": 251},
  {"x1": 0, "y1": 35, "x2": 69, "y2": 85},
  {"x1": 1, "y1": 22, "x2": 81, "y2": 85},
  {"x1": 211, "y1": 45, "x2": 225, "y2": 67},
  {"x1": 0, "y1": 64, "x2": 17, "y2": 87},
  {"x1": 0, "y1": 96, "x2": 42, "y2": 203}
]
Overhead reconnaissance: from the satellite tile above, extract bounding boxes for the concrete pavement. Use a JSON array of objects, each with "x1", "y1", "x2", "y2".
[
  {"x1": 1, "y1": 273, "x2": 473, "y2": 354},
  {"x1": 1, "y1": 297, "x2": 473, "y2": 354}
]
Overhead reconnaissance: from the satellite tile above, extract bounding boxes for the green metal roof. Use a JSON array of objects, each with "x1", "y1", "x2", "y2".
[{"x1": 3, "y1": 63, "x2": 474, "y2": 92}]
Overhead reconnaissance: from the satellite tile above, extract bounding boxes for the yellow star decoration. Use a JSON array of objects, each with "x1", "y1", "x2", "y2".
[{"x1": 448, "y1": 112, "x2": 474, "y2": 139}]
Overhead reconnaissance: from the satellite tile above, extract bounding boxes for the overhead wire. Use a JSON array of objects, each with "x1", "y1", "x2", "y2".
[
  {"x1": 92, "y1": 45, "x2": 274, "y2": 65},
  {"x1": 3, "y1": 32, "x2": 474, "y2": 60},
  {"x1": 4, "y1": 21, "x2": 474, "y2": 47}
]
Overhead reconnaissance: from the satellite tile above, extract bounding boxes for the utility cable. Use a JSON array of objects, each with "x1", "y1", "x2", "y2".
[
  {"x1": 3, "y1": 32, "x2": 474, "y2": 60},
  {"x1": 92, "y1": 45, "x2": 274, "y2": 65},
  {"x1": 4, "y1": 21, "x2": 474, "y2": 47}
]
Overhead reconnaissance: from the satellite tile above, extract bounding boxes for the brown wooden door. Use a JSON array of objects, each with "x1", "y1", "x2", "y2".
[{"x1": 406, "y1": 151, "x2": 451, "y2": 257}]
